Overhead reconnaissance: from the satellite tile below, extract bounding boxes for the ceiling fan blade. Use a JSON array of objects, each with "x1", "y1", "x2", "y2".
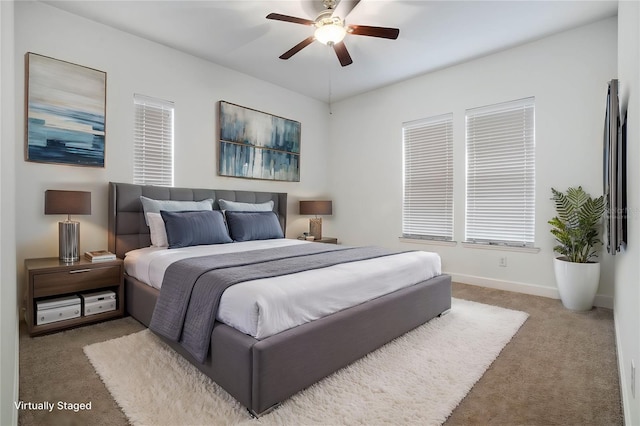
[
  {"x1": 266, "y1": 13, "x2": 315, "y2": 26},
  {"x1": 279, "y1": 36, "x2": 316, "y2": 60},
  {"x1": 333, "y1": 41, "x2": 353, "y2": 67},
  {"x1": 332, "y1": 0, "x2": 360, "y2": 19},
  {"x1": 348, "y1": 25, "x2": 400, "y2": 39}
]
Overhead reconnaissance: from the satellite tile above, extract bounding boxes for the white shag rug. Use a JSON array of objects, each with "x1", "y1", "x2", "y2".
[{"x1": 84, "y1": 298, "x2": 528, "y2": 426}]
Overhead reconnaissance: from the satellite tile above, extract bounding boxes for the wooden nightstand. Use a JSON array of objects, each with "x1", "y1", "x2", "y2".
[
  {"x1": 25, "y1": 257, "x2": 124, "y2": 336},
  {"x1": 313, "y1": 237, "x2": 338, "y2": 244},
  {"x1": 295, "y1": 236, "x2": 339, "y2": 244}
]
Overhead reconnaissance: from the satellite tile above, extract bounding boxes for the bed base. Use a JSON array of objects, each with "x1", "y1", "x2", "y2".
[
  {"x1": 125, "y1": 273, "x2": 451, "y2": 416},
  {"x1": 109, "y1": 182, "x2": 452, "y2": 416}
]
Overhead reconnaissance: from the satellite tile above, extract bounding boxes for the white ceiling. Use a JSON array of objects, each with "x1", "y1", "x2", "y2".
[{"x1": 42, "y1": 0, "x2": 618, "y2": 103}]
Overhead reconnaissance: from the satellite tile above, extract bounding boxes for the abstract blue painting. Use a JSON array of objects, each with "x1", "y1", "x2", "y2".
[
  {"x1": 218, "y1": 101, "x2": 300, "y2": 182},
  {"x1": 26, "y1": 53, "x2": 106, "y2": 167}
]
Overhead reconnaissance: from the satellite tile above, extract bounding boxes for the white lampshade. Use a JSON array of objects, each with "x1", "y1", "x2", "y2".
[{"x1": 315, "y1": 24, "x2": 347, "y2": 45}]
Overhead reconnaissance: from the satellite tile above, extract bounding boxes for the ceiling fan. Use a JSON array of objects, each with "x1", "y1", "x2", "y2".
[{"x1": 266, "y1": 0, "x2": 400, "y2": 67}]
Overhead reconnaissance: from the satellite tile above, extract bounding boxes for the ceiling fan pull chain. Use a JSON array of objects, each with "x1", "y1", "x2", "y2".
[{"x1": 328, "y1": 53, "x2": 333, "y2": 114}]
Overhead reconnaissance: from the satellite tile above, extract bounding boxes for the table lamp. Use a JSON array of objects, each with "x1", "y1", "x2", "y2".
[
  {"x1": 299, "y1": 200, "x2": 332, "y2": 240},
  {"x1": 45, "y1": 190, "x2": 91, "y2": 262}
]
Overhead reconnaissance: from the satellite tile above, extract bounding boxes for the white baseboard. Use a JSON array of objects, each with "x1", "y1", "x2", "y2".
[
  {"x1": 447, "y1": 272, "x2": 613, "y2": 309},
  {"x1": 593, "y1": 293, "x2": 614, "y2": 310},
  {"x1": 614, "y1": 308, "x2": 632, "y2": 426}
]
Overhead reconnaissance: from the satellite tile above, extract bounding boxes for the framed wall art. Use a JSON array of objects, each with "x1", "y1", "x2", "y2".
[
  {"x1": 218, "y1": 101, "x2": 300, "y2": 182},
  {"x1": 25, "y1": 52, "x2": 107, "y2": 167}
]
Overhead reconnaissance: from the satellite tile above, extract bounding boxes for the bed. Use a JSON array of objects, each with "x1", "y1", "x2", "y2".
[{"x1": 108, "y1": 182, "x2": 452, "y2": 416}]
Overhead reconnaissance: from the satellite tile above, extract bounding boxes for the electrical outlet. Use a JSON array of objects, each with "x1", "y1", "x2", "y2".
[
  {"x1": 632, "y1": 360, "x2": 636, "y2": 398},
  {"x1": 499, "y1": 256, "x2": 507, "y2": 267}
]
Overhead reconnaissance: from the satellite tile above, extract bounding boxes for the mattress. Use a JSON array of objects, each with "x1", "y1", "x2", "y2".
[{"x1": 124, "y1": 239, "x2": 441, "y2": 339}]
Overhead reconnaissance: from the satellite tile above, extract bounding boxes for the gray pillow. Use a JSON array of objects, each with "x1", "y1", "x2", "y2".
[
  {"x1": 160, "y1": 210, "x2": 232, "y2": 249},
  {"x1": 218, "y1": 199, "x2": 274, "y2": 212},
  {"x1": 225, "y1": 211, "x2": 284, "y2": 242},
  {"x1": 140, "y1": 196, "x2": 213, "y2": 225}
]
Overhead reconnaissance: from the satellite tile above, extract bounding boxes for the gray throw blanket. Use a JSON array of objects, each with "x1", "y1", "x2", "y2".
[{"x1": 150, "y1": 243, "x2": 406, "y2": 363}]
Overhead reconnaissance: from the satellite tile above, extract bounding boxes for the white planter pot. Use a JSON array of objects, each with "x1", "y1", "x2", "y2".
[{"x1": 553, "y1": 257, "x2": 600, "y2": 311}]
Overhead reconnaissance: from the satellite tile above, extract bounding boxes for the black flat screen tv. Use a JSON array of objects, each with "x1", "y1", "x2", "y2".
[{"x1": 603, "y1": 79, "x2": 627, "y2": 253}]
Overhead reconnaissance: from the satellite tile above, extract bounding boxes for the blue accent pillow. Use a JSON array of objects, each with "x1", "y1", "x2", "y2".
[
  {"x1": 160, "y1": 210, "x2": 232, "y2": 249},
  {"x1": 225, "y1": 211, "x2": 284, "y2": 242}
]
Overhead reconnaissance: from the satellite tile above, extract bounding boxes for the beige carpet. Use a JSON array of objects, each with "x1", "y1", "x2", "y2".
[
  {"x1": 19, "y1": 283, "x2": 623, "y2": 425},
  {"x1": 83, "y1": 298, "x2": 527, "y2": 425},
  {"x1": 446, "y1": 284, "x2": 622, "y2": 425}
]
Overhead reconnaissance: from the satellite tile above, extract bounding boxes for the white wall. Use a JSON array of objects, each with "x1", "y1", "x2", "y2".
[
  {"x1": 9, "y1": 3, "x2": 632, "y2": 422},
  {"x1": 1, "y1": 0, "x2": 18, "y2": 424},
  {"x1": 328, "y1": 18, "x2": 618, "y2": 306},
  {"x1": 14, "y1": 1, "x2": 331, "y2": 300},
  {"x1": 615, "y1": 1, "x2": 640, "y2": 423}
]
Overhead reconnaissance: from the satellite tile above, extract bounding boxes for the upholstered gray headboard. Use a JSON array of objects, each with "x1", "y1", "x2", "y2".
[{"x1": 108, "y1": 182, "x2": 287, "y2": 259}]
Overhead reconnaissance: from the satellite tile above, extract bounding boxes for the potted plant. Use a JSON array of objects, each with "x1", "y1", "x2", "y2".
[{"x1": 548, "y1": 186, "x2": 605, "y2": 311}]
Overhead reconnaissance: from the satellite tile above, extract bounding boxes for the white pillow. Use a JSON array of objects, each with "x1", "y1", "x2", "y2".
[
  {"x1": 140, "y1": 196, "x2": 214, "y2": 225},
  {"x1": 146, "y1": 212, "x2": 168, "y2": 247},
  {"x1": 218, "y1": 199, "x2": 274, "y2": 212}
]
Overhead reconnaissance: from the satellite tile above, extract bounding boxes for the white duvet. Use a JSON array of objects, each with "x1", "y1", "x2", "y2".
[{"x1": 124, "y1": 239, "x2": 441, "y2": 339}]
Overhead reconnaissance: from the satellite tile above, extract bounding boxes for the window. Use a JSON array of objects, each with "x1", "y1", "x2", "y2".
[
  {"x1": 133, "y1": 94, "x2": 174, "y2": 186},
  {"x1": 465, "y1": 97, "x2": 535, "y2": 247},
  {"x1": 402, "y1": 113, "x2": 454, "y2": 241}
]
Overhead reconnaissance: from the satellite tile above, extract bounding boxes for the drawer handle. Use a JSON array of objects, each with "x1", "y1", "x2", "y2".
[{"x1": 69, "y1": 269, "x2": 92, "y2": 274}]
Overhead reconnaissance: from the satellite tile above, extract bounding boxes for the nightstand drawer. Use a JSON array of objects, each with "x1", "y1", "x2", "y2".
[{"x1": 33, "y1": 265, "x2": 121, "y2": 298}]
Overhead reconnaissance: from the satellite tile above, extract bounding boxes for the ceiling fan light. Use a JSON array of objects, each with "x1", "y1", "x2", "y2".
[{"x1": 315, "y1": 24, "x2": 347, "y2": 45}]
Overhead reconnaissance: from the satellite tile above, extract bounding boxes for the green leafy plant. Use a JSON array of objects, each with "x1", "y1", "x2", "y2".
[{"x1": 548, "y1": 186, "x2": 605, "y2": 263}]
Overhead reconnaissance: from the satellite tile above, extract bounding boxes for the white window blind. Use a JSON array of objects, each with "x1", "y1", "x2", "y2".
[
  {"x1": 465, "y1": 97, "x2": 535, "y2": 246},
  {"x1": 133, "y1": 94, "x2": 174, "y2": 186},
  {"x1": 402, "y1": 113, "x2": 454, "y2": 241}
]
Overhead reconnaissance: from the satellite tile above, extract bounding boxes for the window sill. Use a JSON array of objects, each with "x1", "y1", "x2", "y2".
[
  {"x1": 398, "y1": 237, "x2": 457, "y2": 247},
  {"x1": 461, "y1": 242, "x2": 540, "y2": 254}
]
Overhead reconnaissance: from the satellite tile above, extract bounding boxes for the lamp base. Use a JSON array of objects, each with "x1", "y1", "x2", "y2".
[
  {"x1": 309, "y1": 218, "x2": 323, "y2": 240},
  {"x1": 59, "y1": 221, "x2": 80, "y2": 263}
]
